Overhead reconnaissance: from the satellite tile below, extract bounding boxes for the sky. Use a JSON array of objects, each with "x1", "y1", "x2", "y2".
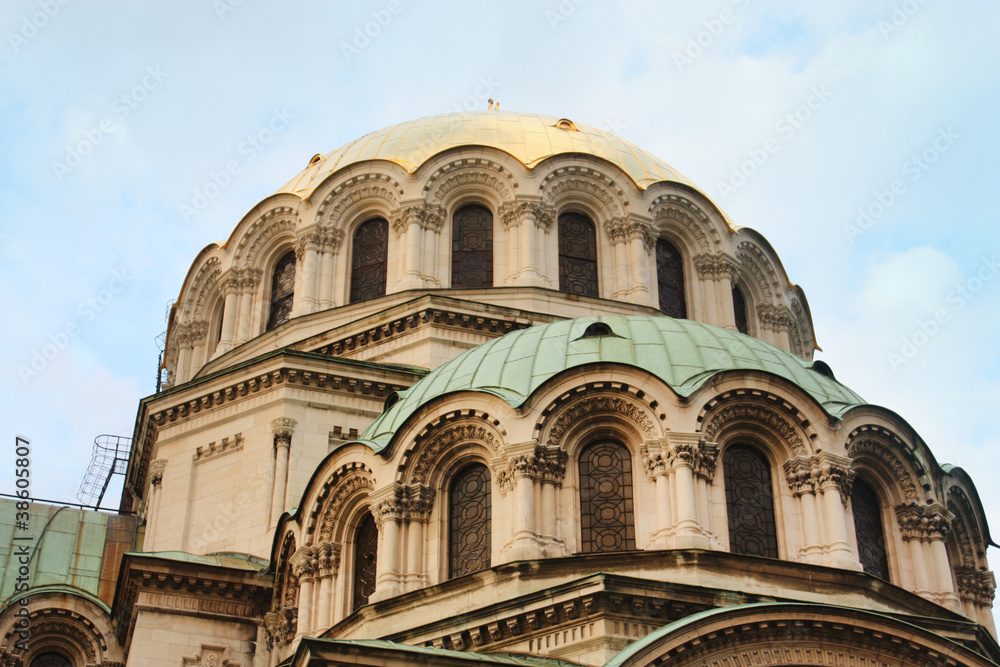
[{"x1": 1, "y1": 0, "x2": 998, "y2": 584}]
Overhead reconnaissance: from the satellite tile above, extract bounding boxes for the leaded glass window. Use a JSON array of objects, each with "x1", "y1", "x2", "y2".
[
  {"x1": 558, "y1": 212, "x2": 599, "y2": 297},
  {"x1": 852, "y1": 479, "x2": 890, "y2": 580},
  {"x1": 352, "y1": 512, "x2": 377, "y2": 610},
  {"x1": 724, "y1": 444, "x2": 779, "y2": 558},
  {"x1": 733, "y1": 284, "x2": 749, "y2": 334},
  {"x1": 656, "y1": 239, "x2": 686, "y2": 318},
  {"x1": 266, "y1": 250, "x2": 296, "y2": 331},
  {"x1": 579, "y1": 440, "x2": 636, "y2": 553},
  {"x1": 448, "y1": 463, "x2": 491, "y2": 578},
  {"x1": 30, "y1": 654, "x2": 72, "y2": 667},
  {"x1": 451, "y1": 205, "x2": 493, "y2": 288},
  {"x1": 350, "y1": 217, "x2": 388, "y2": 303}
]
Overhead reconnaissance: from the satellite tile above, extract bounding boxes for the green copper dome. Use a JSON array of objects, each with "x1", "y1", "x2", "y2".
[{"x1": 360, "y1": 315, "x2": 863, "y2": 451}]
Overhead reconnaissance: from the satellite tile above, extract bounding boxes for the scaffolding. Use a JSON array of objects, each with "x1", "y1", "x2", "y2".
[{"x1": 77, "y1": 434, "x2": 132, "y2": 509}]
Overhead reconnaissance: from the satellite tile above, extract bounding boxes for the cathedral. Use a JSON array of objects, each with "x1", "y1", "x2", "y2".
[{"x1": 1, "y1": 111, "x2": 997, "y2": 667}]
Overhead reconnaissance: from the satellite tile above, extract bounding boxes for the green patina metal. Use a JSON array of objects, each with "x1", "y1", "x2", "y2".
[{"x1": 360, "y1": 315, "x2": 864, "y2": 452}]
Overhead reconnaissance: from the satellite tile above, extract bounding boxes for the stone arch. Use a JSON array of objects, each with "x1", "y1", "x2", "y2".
[
  {"x1": 233, "y1": 206, "x2": 299, "y2": 268},
  {"x1": 306, "y1": 463, "x2": 375, "y2": 545},
  {"x1": 314, "y1": 172, "x2": 404, "y2": 227},
  {"x1": 648, "y1": 194, "x2": 718, "y2": 255},
  {"x1": 178, "y1": 255, "x2": 222, "y2": 323},
  {"x1": 267, "y1": 531, "x2": 298, "y2": 647},
  {"x1": 845, "y1": 427, "x2": 925, "y2": 506},
  {"x1": 698, "y1": 391, "x2": 814, "y2": 459},
  {"x1": 609, "y1": 602, "x2": 997, "y2": 667},
  {"x1": 535, "y1": 386, "x2": 664, "y2": 456},
  {"x1": 397, "y1": 412, "x2": 505, "y2": 488},
  {"x1": 318, "y1": 180, "x2": 400, "y2": 235},
  {"x1": 0, "y1": 594, "x2": 114, "y2": 667},
  {"x1": 423, "y1": 158, "x2": 517, "y2": 210}
]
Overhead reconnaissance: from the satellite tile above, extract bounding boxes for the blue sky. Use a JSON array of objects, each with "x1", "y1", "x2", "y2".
[{"x1": 1, "y1": 0, "x2": 998, "y2": 575}]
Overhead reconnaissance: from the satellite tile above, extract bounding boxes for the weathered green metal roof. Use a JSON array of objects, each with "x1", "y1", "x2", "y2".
[
  {"x1": 301, "y1": 637, "x2": 583, "y2": 667},
  {"x1": 360, "y1": 315, "x2": 864, "y2": 451}
]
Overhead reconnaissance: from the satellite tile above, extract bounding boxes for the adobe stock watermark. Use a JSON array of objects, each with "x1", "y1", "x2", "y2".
[
  {"x1": 52, "y1": 66, "x2": 169, "y2": 182},
  {"x1": 715, "y1": 84, "x2": 832, "y2": 201},
  {"x1": 878, "y1": 0, "x2": 929, "y2": 40},
  {"x1": 887, "y1": 255, "x2": 998, "y2": 370},
  {"x1": 7, "y1": 0, "x2": 71, "y2": 53},
  {"x1": 213, "y1": 0, "x2": 244, "y2": 20},
  {"x1": 340, "y1": 0, "x2": 403, "y2": 63},
  {"x1": 18, "y1": 269, "x2": 134, "y2": 384},
  {"x1": 545, "y1": 0, "x2": 587, "y2": 31},
  {"x1": 178, "y1": 108, "x2": 294, "y2": 222},
  {"x1": 674, "y1": 0, "x2": 751, "y2": 72},
  {"x1": 844, "y1": 126, "x2": 959, "y2": 242}
]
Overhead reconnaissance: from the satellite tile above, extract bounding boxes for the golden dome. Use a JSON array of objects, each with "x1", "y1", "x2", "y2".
[{"x1": 278, "y1": 111, "x2": 699, "y2": 197}]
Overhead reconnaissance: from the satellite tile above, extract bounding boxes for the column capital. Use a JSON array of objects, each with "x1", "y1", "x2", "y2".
[
  {"x1": 391, "y1": 203, "x2": 443, "y2": 235},
  {"x1": 693, "y1": 252, "x2": 739, "y2": 281},
  {"x1": 290, "y1": 546, "x2": 318, "y2": 581},
  {"x1": 149, "y1": 459, "x2": 167, "y2": 487},
  {"x1": 316, "y1": 542, "x2": 342, "y2": 577},
  {"x1": 895, "y1": 502, "x2": 954, "y2": 541},
  {"x1": 271, "y1": 417, "x2": 297, "y2": 447},
  {"x1": 495, "y1": 441, "x2": 567, "y2": 488},
  {"x1": 499, "y1": 200, "x2": 554, "y2": 230}
]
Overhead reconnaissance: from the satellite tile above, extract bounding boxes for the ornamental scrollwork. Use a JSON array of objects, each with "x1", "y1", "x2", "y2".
[
  {"x1": 546, "y1": 396, "x2": 655, "y2": 446},
  {"x1": 847, "y1": 438, "x2": 920, "y2": 503},
  {"x1": 702, "y1": 403, "x2": 804, "y2": 454},
  {"x1": 409, "y1": 423, "x2": 499, "y2": 486}
]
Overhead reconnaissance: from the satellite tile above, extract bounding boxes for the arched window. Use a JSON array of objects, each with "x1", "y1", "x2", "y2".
[
  {"x1": 732, "y1": 284, "x2": 749, "y2": 334},
  {"x1": 451, "y1": 204, "x2": 493, "y2": 288},
  {"x1": 448, "y1": 463, "x2": 491, "y2": 578},
  {"x1": 352, "y1": 512, "x2": 378, "y2": 611},
  {"x1": 558, "y1": 212, "x2": 598, "y2": 297},
  {"x1": 266, "y1": 250, "x2": 296, "y2": 331},
  {"x1": 350, "y1": 217, "x2": 388, "y2": 303},
  {"x1": 656, "y1": 239, "x2": 686, "y2": 318},
  {"x1": 852, "y1": 479, "x2": 890, "y2": 580},
  {"x1": 30, "y1": 654, "x2": 72, "y2": 667},
  {"x1": 579, "y1": 440, "x2": 635, "y2": 552},
  {"x1": 212, "y1": 299, "x2": 225, "y2": 349},
  {"x1": 723, "y1": 444, "x2": 779, "y2": 558}
]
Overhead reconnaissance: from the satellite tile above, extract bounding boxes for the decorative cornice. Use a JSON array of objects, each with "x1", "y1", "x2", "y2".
[
  {"x1": 313, "y1": 307, "x2": 531, "y2": 358},
  {"x1": 193, "y1": 433, "x2": 244, "y2": 463}
]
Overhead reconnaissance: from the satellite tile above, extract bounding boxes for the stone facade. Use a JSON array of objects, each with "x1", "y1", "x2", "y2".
[{"x1": 1, "y1": 112, "x2": 996, "y2": 667}]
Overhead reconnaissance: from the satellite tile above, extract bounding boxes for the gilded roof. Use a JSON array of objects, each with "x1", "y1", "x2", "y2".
[
  {"x1": 278, "y1": 111, "x2": 701, "y2": 197},
  {"x1": 360, "y1": 315, "x2": 864, "y2": 451}
]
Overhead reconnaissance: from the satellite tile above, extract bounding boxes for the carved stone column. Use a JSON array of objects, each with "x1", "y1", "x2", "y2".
[
  {"x1": 896, "y1": 503, "x2": 932, "y2": 597},
  {"x1": 497, "y1": 441, "x2": 542, "y2": 560},
  {"x1": 694, "y1": 254, "x2": 738, "y2": 330},
  {"x1": 924, "y1": 504, "x2": 960, "y2": 610},
  {"x1": 233, "y1": 269, "x2": 259, "y2": 344},
  {"x1": 400, "y1": 483, "x2": 434, "y2": 590},
  {"x1": 173, "y1": 324, "x2": 192, "y2": 384},
  {"x1": 624, "y1": 216, "x2": 656, "y2": 305},
  {"x1": 314, "y1": 542, "x2": 341, "y2": 630},
  {"x1": 813, "y1": 452, "x2": 858, "y2": 570},
  {"x1": 667, "y1": 433, "x2": 712, "y2": 549},
  {"x1": 145, "y1": 459, "x2": 167, "y2": 551},
  {"x1": 501, "y1": 201, "x2": 552, "y2": 287},
  {"x1": 605, "y1": 218, "x2": 630, "y2": 299},
  {"x1": 270, "y1": 418, "x2": 296, "y2": 526},
  {"x1": 188, "y1": 320, "x2": 208, "y2": 373},
  {"x1": 369, "y1": 484, "x2": 404, "y2": 601},
  {"x1": 784, "y1": 456, "x2": 824, "y2": 564},
  {"x1": 641, "y1": 440, "x2": 672, "y2": 547},
  {"x1": 218, "y1": 272, "x2": 240, "y2": 352},
  {"x1": 316, "y1": 229, "x2": 342, "y2": 310},
  {"x1": 292, "y1": 547, "x2": 317, "y2": 637}
]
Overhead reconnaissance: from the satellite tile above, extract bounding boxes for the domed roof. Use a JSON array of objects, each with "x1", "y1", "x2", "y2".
[
  {"x1": 360, "y1": 315, "x2": 864, "y2": 451},
  {"x1": 279, "y1": 111, "x2": 700, "y2": 197}
]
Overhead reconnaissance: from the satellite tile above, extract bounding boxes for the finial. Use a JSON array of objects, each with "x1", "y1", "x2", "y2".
[{"x1": 488, "y1": 99, "x2": 494, "y2": 110}]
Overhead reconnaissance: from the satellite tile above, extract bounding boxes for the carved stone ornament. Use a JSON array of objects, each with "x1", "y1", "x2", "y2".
[
  {"x1": 641, "y1": 436, "x2": 718, "y2": 481},
  {"x1": 783, "y1": 452, "x2": 854, "y2": 503},
  {"x1": 409, "y1": 422, "x2": 498, "y2": 486},
  {"x1": 702, "y1": 403, "x2": 804, "y2": 454},
  {"x1": 894, "y1": 502, "x2": 953, "y2": 541},
  {"x1": 318, "y1": 474, "x2": 375, "y2": 541},
  {"x1": 369, "y1": 482, "x2": 437, "y2": 527},
  {"x1": 182, "y1": 645, "x2": 240, "y2": 667},
  {"x1": 271, "y1": 417, "x2": 296, "y2": 448},
  {"x1": 499, "y1": 201, "x2": 555, "y2": 230},
  {"x1": 391, "y1": 204, "x2": 444, "y2": 234},
  {"x1": 495, "y1": 442, "x2": 568, "y2": 490},
  {"x1": 605, "y1": 216, "x2": 656, "y2": 248},
  {"x1": 848, "y1": 438, "x2": 919, "y2": 503},
  {"x1": 546, "y1": 395, "x2": 655, "y2": 446},
  {"x1": 693, "y1": 252, "x2": 738, "y2": 281},
  {"x1": 433, "y1": 170, "x2": 511, "y2": 202},
  {"x1": 149, "y1": 458, "x2": 167, "y2": 487}
]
